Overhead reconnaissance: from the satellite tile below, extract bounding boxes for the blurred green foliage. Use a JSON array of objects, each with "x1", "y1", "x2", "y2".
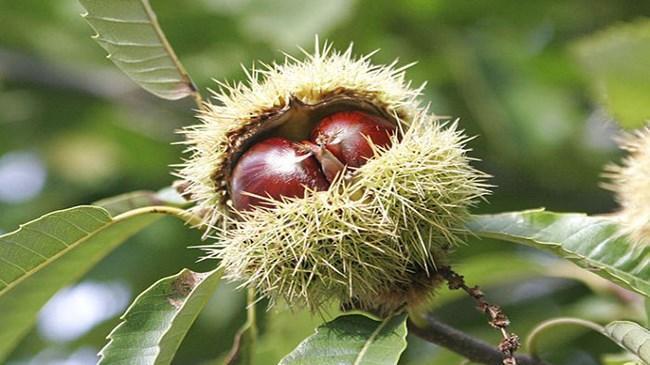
[
  {"x1": 0, "y1": 1, "x2": 648, "y2": 364},
  {"x1": 575, "y1": 19, "x2": 650, "y2": 129}
]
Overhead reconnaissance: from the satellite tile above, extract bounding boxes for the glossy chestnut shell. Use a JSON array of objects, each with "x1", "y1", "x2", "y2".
[
  {"x1": 230, "y1": 137, "x2": 329, "y2": 211},
  {"x1": 311, "y1": 111, "x2": 396, "y2": 168}
]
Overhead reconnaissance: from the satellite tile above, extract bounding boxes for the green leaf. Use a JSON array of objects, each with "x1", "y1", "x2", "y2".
[
  {"x1": 0, "y1": 205, "x2": 169, "y2": 362},
  {"x1": 467, "y1": 209, "x2": 649, "y2": 297},
  {"x1": 99, "y1": 268, "x2": 222, "y2": 365},
  {"x1": 279, "y1": 313, "x2": 408, "y2": 365},
  {"x1": 94, "y1": 186, "x2": 189, "y2": 216},
  {"x1": 604, "y1": 321, "x2": 650, "y2": 364},
  {"x1": 574, "y1": 19, "x2": 650, "y2": 129},
  {"x1": 78, "y1": 0, "x2": 198, "y2": 100}
]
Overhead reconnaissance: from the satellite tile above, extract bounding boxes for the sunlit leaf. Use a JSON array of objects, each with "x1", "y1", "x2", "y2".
[
  {"x1": 0, "y1": 206, "x2": 165, "y2": 362},
  {"x1": 279, "y1": 313, "x2": 408, "y2": 365},
  {"x1": 99, "y1": 268, "x2": 222, "y2": 365},
  {"x1": 604, "y1": 321, "x2": 650, "y2": 364},
  {"x1": 574, "y1": 19, "x2": 650, "y2": 129},
  {"x1": 467, "y1": 210, "x2": 649, "y2": 297},
  {"x1": 78, "y1": 0, "x2": 198, "y2": 100}
]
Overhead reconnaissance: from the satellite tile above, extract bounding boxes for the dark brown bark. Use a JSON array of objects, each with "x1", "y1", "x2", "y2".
[{"x1": 408, "y1": 315, "x2": 552, "y2": 365}]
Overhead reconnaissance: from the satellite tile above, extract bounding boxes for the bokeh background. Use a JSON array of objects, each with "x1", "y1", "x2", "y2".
[{"x1": 1, "y1": 1, "x2": 649, "y2": 364}]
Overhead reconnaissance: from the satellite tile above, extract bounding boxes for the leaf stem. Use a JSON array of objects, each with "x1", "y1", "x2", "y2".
[
  {"x1": 140, "y1": 0, "x2": 204, "y2": 109},
  {"x1": 246, "y1": 287, "x2": 258, "y2": 341},
  {"x1": 224, "y1": 287, "x2": 258, "y2": 365},
  {"x1": 525, "y1": 317, "x2": 605, "y2": 358},
  {"x1": 113, "y1": 205, "x2": 204, "y2": 229}
]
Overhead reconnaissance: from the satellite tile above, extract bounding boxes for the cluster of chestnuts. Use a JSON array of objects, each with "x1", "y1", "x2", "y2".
[{"x1": 230, "y1": 111, "x2": 395, "y2": 211}]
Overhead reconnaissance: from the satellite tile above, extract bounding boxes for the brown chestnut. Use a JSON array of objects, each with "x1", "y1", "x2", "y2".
[
  {"x1": 230, "y1": 137, "x2": 329, "y2": 211},
  {"x1": 311, "y1": 111, "x2": 395, "y2": 168}
]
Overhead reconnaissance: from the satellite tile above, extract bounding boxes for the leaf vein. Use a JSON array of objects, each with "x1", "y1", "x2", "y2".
[
  {"x1": 20, "y1": 227, "x2": 71, "y2": 250},
  {"x1": 109, "y1": 53, "x2": 168, "y2": 64},
  {"x1": 83, "y1": 15, "x2": 150, "y2": 25},
  {"x1": 95, "y1": 37, "x2": 162, "y2": 48},
  {"x1": 0, "y1": 256, "x2": 28, "y2": 274}
]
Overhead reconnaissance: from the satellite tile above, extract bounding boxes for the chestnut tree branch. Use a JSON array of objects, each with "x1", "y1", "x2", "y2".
[{"x1": 408, "y1": 315, "x2": 552, "y2": 365}]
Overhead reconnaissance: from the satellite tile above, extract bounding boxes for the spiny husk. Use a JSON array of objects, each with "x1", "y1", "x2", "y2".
[
  {"x1": 180, "y1": 41, "x2": 491, "y2": 313},
  {"x1": 202, "y1": 114, "x2": 490, "y2": 313},
  {"x1": 604, "y1": 125, "x2": 650, "y2": 245}
]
